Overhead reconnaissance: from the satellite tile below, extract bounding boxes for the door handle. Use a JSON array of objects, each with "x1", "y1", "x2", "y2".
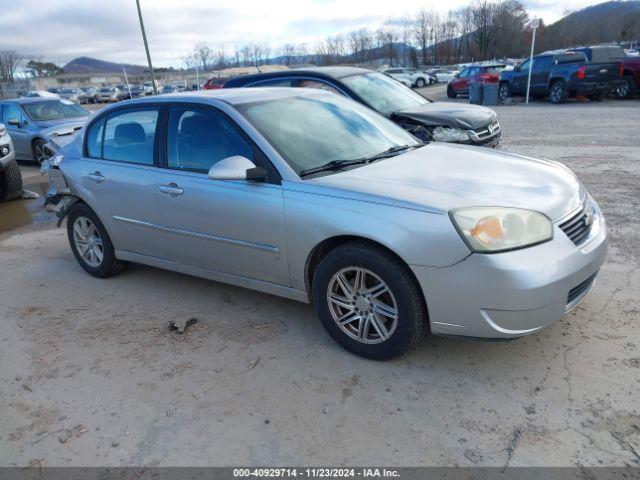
[
  {"x1": 158, "y1": 183, "x2": 184, "y2": 196},
  {"x1": 88, "y1": 171, "x2": 105, "y2": 183}
]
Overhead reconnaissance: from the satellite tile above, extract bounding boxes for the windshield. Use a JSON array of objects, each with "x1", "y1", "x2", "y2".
[
  {"x1": 22, "y1": 100, "x2": 89, "y2": 121},
  {"x1": 239, "y1": 93, "x2": 420, "y2": 177},
  {"x1": 341, "y1": 72, "x2": 430, "y2": 115}
]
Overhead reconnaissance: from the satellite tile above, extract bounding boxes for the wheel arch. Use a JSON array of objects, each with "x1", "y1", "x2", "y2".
[{"x1": 304, "y1": 235, "x2": 427, "y2": 311}]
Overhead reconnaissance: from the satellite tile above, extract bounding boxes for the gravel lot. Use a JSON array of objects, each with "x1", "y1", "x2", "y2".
[{"x1": 1, "y1": 85, "x2": 639, "y2": 467}]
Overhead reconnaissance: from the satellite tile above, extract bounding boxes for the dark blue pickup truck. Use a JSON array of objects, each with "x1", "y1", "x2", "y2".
[{"x1": 498, "y1": 50, "x2": 623, "y2": 103}]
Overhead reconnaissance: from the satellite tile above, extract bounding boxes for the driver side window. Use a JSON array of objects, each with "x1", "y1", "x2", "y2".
[
  {"x1": 2, "y1": 104, "x2": 25, "y2": 125},
  {"x1": 166, "y1": 106, "x2": 254, "y2": 173}
]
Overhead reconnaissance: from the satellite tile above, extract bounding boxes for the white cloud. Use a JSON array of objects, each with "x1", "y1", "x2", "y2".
[{"x1": 0, "y1": 0, "x2": 608, "y2": 67}]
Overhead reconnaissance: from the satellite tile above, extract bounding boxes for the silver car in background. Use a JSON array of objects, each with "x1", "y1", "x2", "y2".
[
  {"x1": 44, "y1": 89, "x2": 606, "y2": 359},
  {"x1": 0, "y1": 97, "x2": 89, "y2": 164},
  {"x1": 59, "y1": 88, "x2": 89, "y2": 104}
]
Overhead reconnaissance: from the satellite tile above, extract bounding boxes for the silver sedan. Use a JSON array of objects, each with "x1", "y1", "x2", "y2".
[{"x1": 43, "y1": 89, "x2": 606, "y2": 359}]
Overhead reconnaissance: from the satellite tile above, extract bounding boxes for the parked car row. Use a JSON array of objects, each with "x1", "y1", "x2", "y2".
[{"x1": 446, "y1": 45, "x2": 638, "y2": 104}]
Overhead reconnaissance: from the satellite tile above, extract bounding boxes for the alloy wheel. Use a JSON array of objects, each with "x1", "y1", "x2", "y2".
[
  {"x1": 326, "y1": 266, "x2": 398, "y2": 344},
  {"x1": 33, "y1": 141, "x2": 50, "y2": 165},
  {"x1": 73, "y1": 216, "x2": 104, "y2": 267},
  {"x1": 617, "y1": 80, "x2": 630, "y2": 98},
  {"x1": 550, "y1": 84, "x2": 563, "y2": 103}
]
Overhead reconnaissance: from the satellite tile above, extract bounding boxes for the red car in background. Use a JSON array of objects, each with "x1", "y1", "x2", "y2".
[
  {"x1": 203, "y1": 78, "x2": 226, "y2": 90},
  {"x1": 447, "y1": 64, "x2": 506, "y2": 98}
]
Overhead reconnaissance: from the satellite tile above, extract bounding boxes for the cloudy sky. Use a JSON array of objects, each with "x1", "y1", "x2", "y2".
[{"x1": 2, "y1": 0, "x2": 608, "y2": 67}]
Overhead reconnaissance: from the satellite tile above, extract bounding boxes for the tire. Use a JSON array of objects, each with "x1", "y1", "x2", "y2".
[
  {"x1": 0, "y1": 159, "x2": 23, "y2": 202},
  {"x1": 447, "y1": 85, "x2": 457, "y2": 98},
  {"x1": 415, "y1": 78, "x2": 426, "y2": 88},
  {"x1": 312, "y1": 242, "x2": 427, "y2": 360},
  {"x1": 32, "y1": 138, "x2": 50, "y2": 165},
  {"x1": 616, "y1": 75, "x2": 637, "y2": 99},
  {"x1": 549, "y1": 81, "x2": 567, "y2": 104},
  {"x1": 66, "y1": 203, "x2": 126, "y2": 278},
  {"x1": 498, "y1": 82, "x2": 511, "y2": 103}
]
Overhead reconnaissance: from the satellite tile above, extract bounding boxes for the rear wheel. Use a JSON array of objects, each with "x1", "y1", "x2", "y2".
[
  {"x1": 549, "y1": 81, "x2": 567, "y2": 104},
  {"x1": 67, "y1": 203, "x2": 126, "y2": 278},
  {"x1": 616, "y1": 75, "x2": 637, "y2": 99},
  {"x1": 0, "y1": 159, "x2": 23, "y2": 202},
  {"x1": 312, "y1": 242, "x2": 427, "y2": 360},
  {"x1": 498, "y1": 82, "x2": 511, "y2": 102},
  {"x1": 32, "y1": 139, "x2": 50, "y2": 165},
  {"x1": 415, "y1": 78, "x2": 426, "y2": 88},
  {"x1": 447, "y1": 85, "x2": 457, "y2": 98}
]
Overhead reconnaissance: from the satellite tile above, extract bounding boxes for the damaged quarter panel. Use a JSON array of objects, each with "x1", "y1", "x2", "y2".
[{"x1": 282, "y1": 181, "x2": 471, "y2": 293}]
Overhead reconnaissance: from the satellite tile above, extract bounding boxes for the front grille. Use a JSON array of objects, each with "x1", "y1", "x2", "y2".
[
  {"x1": 472, "y1": 120, "x2": 500, "y2": 144},
  {"x1": 559, "y1": 207, "x2": 592, "y2": 246},
  {"x1": 567, "y1": 273, "x2": 597, "y2": 305}
]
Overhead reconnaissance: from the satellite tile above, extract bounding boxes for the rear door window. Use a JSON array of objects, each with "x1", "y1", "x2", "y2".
[
  {"x1": 253, "y1": 79, "x2": 295, "y2": 87},
  {"x1": 298, "y1": 80, "x2": 341, "y2": 95},
  {"x1": 103, "y1": 107, "x2": 158, "y2": 165},
  {"x1": 532, "y1": 56, "x2": 552, "y2": 72}
]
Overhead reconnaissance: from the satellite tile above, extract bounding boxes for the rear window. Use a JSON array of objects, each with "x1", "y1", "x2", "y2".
[{"x1": 557, "y1": 53, "x2": 586, "y2": 64}]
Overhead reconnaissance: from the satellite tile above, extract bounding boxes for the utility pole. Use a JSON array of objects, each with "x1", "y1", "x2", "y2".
[
  {"x1": 525, "y1": 18, "x2": 539, "y2": 105},
  {"x1": 135, "y1": 0, "x2": 158, "y2": 95}
]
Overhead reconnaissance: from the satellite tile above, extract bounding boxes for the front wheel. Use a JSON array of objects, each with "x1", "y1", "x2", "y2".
[
  {"x1": 447, "y1": 85, "x2": 457, "y2": 98},
  {"x1": 498, "y1": 83, "x2": 511, "y2": 103},
  {"x1": 415, "y1": 78, "x2": 426, "y2": 88},
  {"x1": 549, "y1": 81, "x2": 567, "y2": 104},
  {"x1": 67, "y1": 203, "x2": 126, "y2": 278},
  {"x1": 32, "y1": 139, "x2": 50, "y2": 165},
  {"x1": 312, "y1": 242, "x2": 427, "y2": 360}
]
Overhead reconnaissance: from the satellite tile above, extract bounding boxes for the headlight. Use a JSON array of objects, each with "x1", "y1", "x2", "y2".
[
  {"x1": 451, "y1": 207, "x2": 553, "y2": 253},
  {"x1": 0, "y1": 125, "x2": 6, "y2": 136},
  {"x1": 431, "y1": 126, "x2": 470, "y2": 142}
]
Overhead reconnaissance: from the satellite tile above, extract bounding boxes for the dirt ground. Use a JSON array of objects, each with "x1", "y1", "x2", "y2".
[{"x1": 1, "y1": 85, "x2": 639, "y2": 467}]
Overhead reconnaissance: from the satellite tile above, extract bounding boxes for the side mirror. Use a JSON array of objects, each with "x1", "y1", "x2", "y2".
[
  {"x1": 454, "y1": 72, "x2": 460, "y2": 78},
  {"x1": 7, "y1": 118, "x2": 22, "y2": 127},
  {"x1": 514, "y1": 65, "x2": 521, "y2": 72},
  {"x1": 208, "y1": 155, "x2": 267, "y2": 182}
]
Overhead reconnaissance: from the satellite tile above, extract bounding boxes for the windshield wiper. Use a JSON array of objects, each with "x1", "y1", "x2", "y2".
[
  {"x1": 299, "y1": 159, "x2": 369, "y2": 177},
  {"x1": 299, "y1": 144, "x2": 422, "y2": 178},
  {"x1": 363, "y1": 144, "x2": 422, "y2": 162}
]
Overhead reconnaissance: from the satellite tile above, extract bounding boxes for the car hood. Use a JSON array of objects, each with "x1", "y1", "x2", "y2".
[
  {"x1": 309, "y1": 143, "x2": 586, "y2": 221},
  {"x1": 36, "y1": 118, "x2": 86, "y2": 139},
  {"x1": 393, "y1": 102, "x2": 497, "y2": 130}
]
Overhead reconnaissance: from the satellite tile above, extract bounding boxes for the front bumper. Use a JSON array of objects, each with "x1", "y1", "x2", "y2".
[
  {"x1": 411, "y1": 202, "x2": 607, "y2": 339},
  {"x1": 576, "y1": 81, "x2": 619, "y2": 95}
]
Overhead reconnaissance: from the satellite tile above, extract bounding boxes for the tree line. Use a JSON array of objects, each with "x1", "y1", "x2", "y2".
[{"x1": 187, "y1": 0, "x2": 534, "y2": 71}]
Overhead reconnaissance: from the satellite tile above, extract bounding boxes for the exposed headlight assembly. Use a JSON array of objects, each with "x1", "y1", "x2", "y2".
[
  {"x1": 431, "y1": 126, "x2": 470, "y2": 142},
  {"x1": 451, "y1": 207, "x2": 553, "y2": 253}
]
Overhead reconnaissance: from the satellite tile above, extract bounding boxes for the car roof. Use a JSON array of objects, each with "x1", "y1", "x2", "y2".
[
  {"x1": 97, "y1": 87, "x2": 329, "y2": 110},
  {"x1": 225, "y1": 66, "x2": 373, "y2": 86},
  {"x1": 1, "y1": 97, "x2": 64, "y2": 105}
]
